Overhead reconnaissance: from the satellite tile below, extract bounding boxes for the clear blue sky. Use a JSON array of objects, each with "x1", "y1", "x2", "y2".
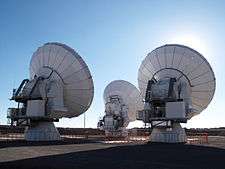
[{"x1": 0, "y1": 0, "x2": 224, "y2": 128}]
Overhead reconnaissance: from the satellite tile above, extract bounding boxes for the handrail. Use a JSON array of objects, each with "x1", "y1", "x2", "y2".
[{"x1": 13, "y1": 79, "x2": 29, "y2": 98}]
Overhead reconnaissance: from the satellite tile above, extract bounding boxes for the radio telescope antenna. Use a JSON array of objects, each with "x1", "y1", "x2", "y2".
[
  {"x1": 137, "y1": 44, "x2": 215, "y2": 143},
  {"x1": 98, "y1": 80, "x2": 143, "y2": 138},
  {"x1": 7, "y1": 42, "x2": 94, "y2": 141}
]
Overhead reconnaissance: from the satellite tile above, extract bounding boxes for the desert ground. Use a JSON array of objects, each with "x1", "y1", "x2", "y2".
[{"x1": 0, "y1": 136, "x2": 225, "y2": 169}]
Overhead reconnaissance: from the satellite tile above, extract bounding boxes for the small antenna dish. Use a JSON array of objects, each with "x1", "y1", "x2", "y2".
[
  {"x1": 99, "y1": 80, "x2": 143, "y2": 137},
  {"x1": 104, "y1": 80, "x2": 143, "y2": 122},
  {"x1": 137, "y1": 44, "x2": 216, "y2": 143}
]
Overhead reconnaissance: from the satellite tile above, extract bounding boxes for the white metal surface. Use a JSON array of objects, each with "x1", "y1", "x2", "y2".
[
  {"x1": 26, "y1": 100, "x2": 45, "y2": 117},
  {"x1": 138, "y1": 44, "x2": 216, "y2": 118},
  {"x1": 29, "y1": 42, "x2": 94, "y2": 118},
  {"x1": 104, "y1": 80, "x2": 143, "y2": 122},
  {"x1": 165, "y1": 102, "x2": 185, "y2": 119}
]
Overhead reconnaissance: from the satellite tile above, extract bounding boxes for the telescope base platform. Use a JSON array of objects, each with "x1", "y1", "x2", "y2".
[
  {"x1": 150, "y1": 123, "x2": 187, "y2": 143},
  {"x1": 24, "y1": 122, "x2": 61, "y2": 141}
]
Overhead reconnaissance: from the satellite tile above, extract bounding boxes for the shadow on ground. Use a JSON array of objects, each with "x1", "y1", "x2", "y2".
[{"x1": 1, "y1": 143, "x2": 225, "y2": 169}]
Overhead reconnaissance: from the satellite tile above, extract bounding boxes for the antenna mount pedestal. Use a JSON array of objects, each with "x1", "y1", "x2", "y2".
[
  {"x1": 150, "y1": 123, "x2": 186, "y2": 143},
  {"x1": 25, "y1": 121, "x2": 61, "y2": 141}
]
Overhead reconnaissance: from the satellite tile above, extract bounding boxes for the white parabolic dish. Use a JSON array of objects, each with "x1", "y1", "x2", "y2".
[
  {"x1": 29, "y1": 42, "x2": 94, "y2": 118},
  {"x1": 138, "y1": 44, "x2": 216, "y2": 118},
  {"x1": 103, "y1": 80, "x2": 143, "y2": 122}
]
